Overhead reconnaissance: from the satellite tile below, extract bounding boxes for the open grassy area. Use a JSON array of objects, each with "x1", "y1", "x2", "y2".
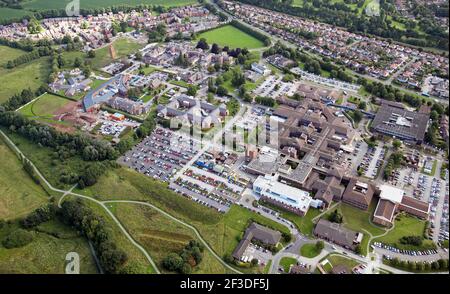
[
  {"x1": 19, "y1": 93, "x2": 72, "y2": 118},
  {"x1": 0, "y1": 140, "x2": 49, "y2": 220},
  {"x1": 0, "y1": 57, "x2": 51, "y2": 103},
  {"x1": 279, "y1": 256, "x2": 297, "y2": 272},
  {"x1": 0, "y1": 220, "x2": 98, "y2": 273},
  {"x1": 0, "y1": 45, "x2": 26, "y2": 67},
  {"x1": 77, "y1": 167, "x2": 290, "y2": 272},
  {"x1": 300, "y1": 243, "x2": 322, "y2": 258},
  {"x1": 108, "y1": 202, "x2": 231, "y2": 274},
  {"x1": 373, "y1": 214, "x2": 436, "y2": 250},
  {"x1": 0, "y1": 128, "x2": 93, "y2": 190},
  {"x1": 260, "y1": 200, "x2": 320, "y2": 236},
  {"x1": 322, "y1": 253, "x2": 360, "y2": 273},
  {"x1": 63, "y1": 195, "x2": 156, "y2": 273},
  {"x1": 0, "y1": 7, "x2": 32, "y2": 23},
  {"x1": 196, "y1": 25, "x2": 265, "y2": 49}
]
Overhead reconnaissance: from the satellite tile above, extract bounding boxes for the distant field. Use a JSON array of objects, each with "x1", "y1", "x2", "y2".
[
  {"x1": 0, "y1": 7, "x2": 32, "y2": 23},
  {"x1": 22, "y1": 0, "x2": 198, "y2": 10},
  {"x1": 110, "y1": 202, "x2": 231, "y2": 274},
  {"x1": 196, "y1": 25, "x2": 265, "y2": 49},
  {"x1": 0, "y1": 140, "x2": 49, "y2": 220},
  {"x1": 0, "y1": 45, "x2": 26, "y2": 67},
  {"x1": 0, "y1": 57, "x2": 51, "y2": 104},
  {"x1": 0, "y1": 220, "x2": 98, "y2": 273}
]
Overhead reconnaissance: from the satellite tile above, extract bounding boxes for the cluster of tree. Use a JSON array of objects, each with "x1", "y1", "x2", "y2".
[
  {"x1": 5, "y1": 45, "x2": 53, "y2": 69},
  {"x1": 21, "y1": 204, "x2": 56, "y2": 229},
  {"x1": 135, "y1": 108, "x2": 157, "y2": 139},
  {"x1": 203, "y1": 2, "x2": 229, "y2": 22},
  {"x1": 399, "y1": 236, "x2": 423, "y2": 247},
  {"x1": 0, "y1": 0, "x2": 23, "y2": 10},
  {"x1": 60, "y1": 199, "x2": 128, "y2": 273},
  {"x1": 162, "y1": 240, "x2": 205, "y2": 274},
  {"x1": 148, "y1": 23, "x2": 167, "y2": 42},
  {"x1": 0, "y1": 38, "x2": 35, "y2": 51},
  {"x1": 385, "y1": 256, "x2": 449, "y2": 273},
  {"x1": 111, "y1": 21, "x2": 129, "y2": 36},
  {"x1": 56, "y1": 34, "x2": 83, "y2": 52},
  {"x1": 1, "y1": 86, "x2": 47, "y2": 111},
  {"x1": 174, "y1": 52, "x2": 191, "y2": 68},
  {"x1": 22, "y1": 158, "x2": 40, "y2": 185},
  {"x1": 359, "y1": 78, "x2": 430, "y2": 109},
  {"x1": 1, "y1": 228, "x2": 34, "y2": 249},
  {"x1": 383, "y1": 151, "x2": 404, "y2": 180},
  {"x1": 27, "y1": 18, "x2": 43, "y2": 34},
  {"x1": 232, "y1": 0, "x2": 448, "y2": 50},
  {"x1": 255, "y1": 96, "x2": 275, "y2": 107},
  {"x1": 328, "y1": 209, "x2": 343, "y2": 223},
  {"x1": 0, "y1": 111, "x2": 118, "y2": 162},
  {"x1": 226, "y1": 98, "x2": 240, "y2": 116}
]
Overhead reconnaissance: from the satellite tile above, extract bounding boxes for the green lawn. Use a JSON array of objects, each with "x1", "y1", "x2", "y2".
[
  {"x1": 0, "y1": 220, "x2": 98, "y2": 273},
  {"x1": 279, "y1": 257, "x2": 297, "y2": 272},
  {"x1": 0, "y1": 7, "x2": 32, "y2": 23},
  {"x1": 300, "y1": 243, "x2": 322, "y2": 258},
  {"x1": 109, "y1": 202, "x2": 231, "y2": 274},
  {"x1": 0, "y1": 57, "x2": 51, "y2": 103},
  {"x1": 260, "y1": 200, "x2": 321, "y2": 236},
  {"x1": 323, "y1": 254, "x2": 360, "y2": 272},
  {"x1": 19, "y1": 93, "x2": 72, "y2": 118},
  {"x1": 196, "y1": 25, "x2": 265, "y2": 49},
  {"x1": 373, "y1": 214, "x2": 436, "y2": 250},
  {"x1": 76, "y1": 167, "x2": 290, "y2": 273},
  {"x1": 0, "y1": 140, "x2": 49, "y2": 220}
]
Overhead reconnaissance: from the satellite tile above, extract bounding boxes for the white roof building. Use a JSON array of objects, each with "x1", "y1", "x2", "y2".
[
  {"x1": 253, "y1": 174, "x2": 312, "y2": 215},
  {"x1": 378, "y1": 184, "x2": 404, "y2": 204}
]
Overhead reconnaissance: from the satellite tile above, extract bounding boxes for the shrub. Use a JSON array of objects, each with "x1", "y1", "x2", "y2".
[{"x1": 2, "y1": 229, "x2": 33, "y2": 249}]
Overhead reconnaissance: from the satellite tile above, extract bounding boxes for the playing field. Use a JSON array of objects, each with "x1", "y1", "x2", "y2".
[
  {"x1": 0, "y1": 57, "x2": 51, "y2": 104},
  {"x1": 19, "y1": 93, "x2": 71, "y2": 118},
  {"x1": 196, "y1": 25, "x2": 265, "y2": 49},
  {"x1": 0, "y1": 140, "x2": 49, "y2": 220}
]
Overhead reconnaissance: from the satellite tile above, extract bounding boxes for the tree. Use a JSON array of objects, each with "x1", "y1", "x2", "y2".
[
  {"x1": 135, "y1": 51, "x2": 143, "y2": 61},
  {"x1": 392, "y1": 139, "x2": 402, "y2": 150},
  {"x1": 187, "y1": 85, "x2": 198, "y2": 97},
  {"x1": 73, "y1": 57, "x2": 82, "y2": 68},
  {"x1": 196, "y1": 38, "x2": 209, "y2": 50},
  {"x1": 358, "y1": 101, "x2": 367, "y2": 110},
  {"x1": 88, "y1": 50, "x2": 96, "y2": 58},
  {"x1": 211, "y1": 43, "x2": 220, "y2": 54},
  {"x1": 2, "y1": 229, "x2": 33, "y2": 249},
  {"x1": 216, "y1": 85, "x2": 228, "y2": 96},
  {"x1": 328, "y1": 209, "x2": 343, "y2": 223},
  {"x1": 315, "y1": 240, "x2": 324, "y2": 251},
  {"x1": 354, "y1": 244, "x2": 362, "y2": 254},
  {"x1": 251, "y1": 258, "x2": 259, "y2": 266}
]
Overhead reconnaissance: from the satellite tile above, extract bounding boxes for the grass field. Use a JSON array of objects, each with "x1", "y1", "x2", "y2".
[
  {"x1": 109, "y1": 202, "x2": 231, "y2": 274},
  {"x1": 196, "y1": 25, "x2": 265, "y2": 49},
  {"x1": 0, "y1": 129, "x2": 94, "y2": 190},
  {"x1": 64, "y1": 195, "x2": 156, "y2": 273},
  {"x1": 0, "y1": 45, "x2": 26, "y2": 67},
  {"x1": 0, "y1": 7, "x2": 32, "y2": 23},
  {"x1": 0, "y1": 140, "x2": 49, "y2": 220},
  {"x1": 373, "y1": 214, "x2": 436, "y2": 250},
  {"x1": 300, "y1": 243, "x2": 322, "y2": 258},
  {"x1": 76, "y1": 167, "x2": 290, "y2": 273},
  {"x1": 279, "y1": 257, "x2": 297, "y2": 272},
  {"x1": 321, "y1": 253, "x2": 360, "y2": 273},
  {"x1": 0, "y1": 57, "x2": 51, "y2": 104},
  {"x1": 19, "y1": 93, "x2": 71, "y2": 118},
  {"x1": 323, "y1": 200, "x2": 386, "y2": 256},
  {"x1": 0, "y1": 220, "x2": 98, "y2": 273}
]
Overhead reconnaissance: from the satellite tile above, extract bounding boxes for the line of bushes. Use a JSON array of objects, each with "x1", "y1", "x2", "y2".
[{"x1": 383, "y1": 256, "x2": 449, "y2": 273}]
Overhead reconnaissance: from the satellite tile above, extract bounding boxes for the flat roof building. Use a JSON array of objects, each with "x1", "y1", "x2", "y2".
[
  {"x1": 371, "y1": 101, "x2": 429, "y2": 143},
  {"x1": 253, "y1": 174, "x2": 312, "y2": 216}
]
